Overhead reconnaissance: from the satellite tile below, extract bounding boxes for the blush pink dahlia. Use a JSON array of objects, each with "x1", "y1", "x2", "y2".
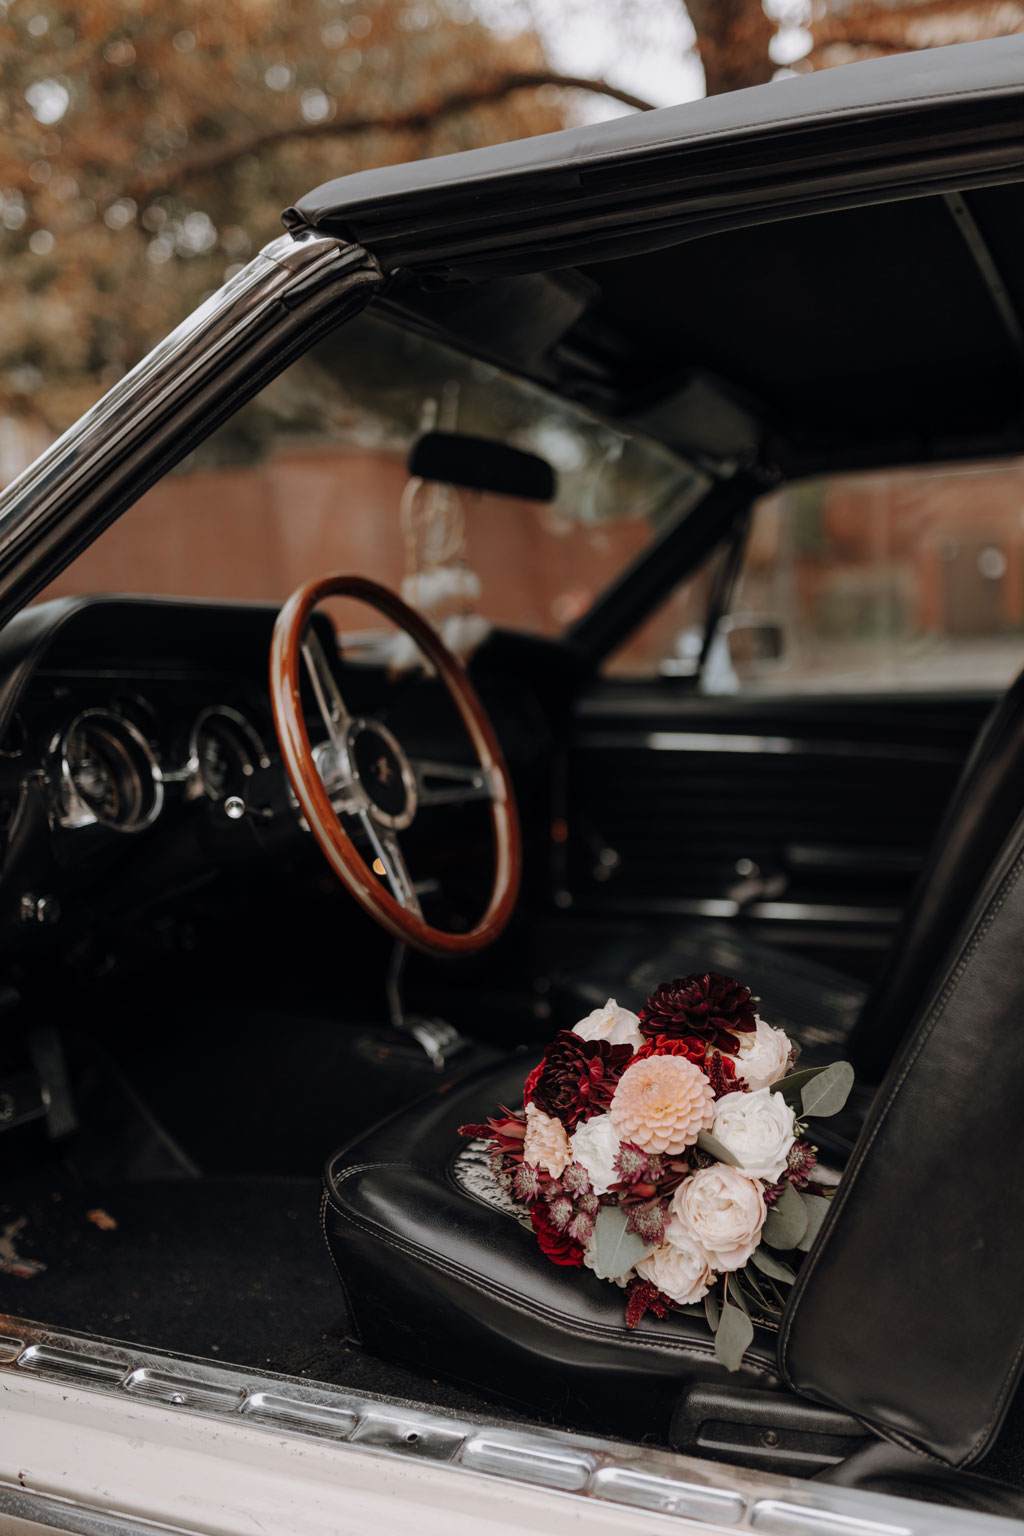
[{"x1": 609, "y1": 1055, "x2": 715, "y2": 1155}]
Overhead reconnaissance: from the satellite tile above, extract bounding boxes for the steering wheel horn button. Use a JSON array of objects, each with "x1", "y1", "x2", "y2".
[{"x1": 346, "y1": 718, "x2": 417, "y2": 830}]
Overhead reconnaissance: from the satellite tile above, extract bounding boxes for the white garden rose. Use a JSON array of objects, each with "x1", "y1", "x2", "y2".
[
  {"x1": 569, "y1": 1113, "x2": 622, "y2": 1196},
  {"x1": 522, "y1": 1103, "x2": 571, "y2": 1179},
  {"x1": 711, "y1": 1086, "x2": 797, "y2": 1182},
  {"x1": 672, "y1": 1165, "x2": 767, "y2": 1270},
  {"x1": 572, "y1": 997, "x2": 644, "y2": 1051},
  {"x1": 636, "y1": 1217, "x2": 713, "y2": 1305},
  {"x1": 732, "y1": 1017, "x2": 792, "y2": 1091}
]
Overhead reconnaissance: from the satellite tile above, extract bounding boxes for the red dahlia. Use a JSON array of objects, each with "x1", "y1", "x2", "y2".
[
  {"x1": 632, "y1": 1033, "x2": 707, "y2": 1067},
  {"x1": 530, "y1": 1031, "x2": 634, "y2": 1132},
  {"x1": 530, "y1": 1201, "x2": 585, "y2": 1267},
  {"x1": 639, "y1": 973, "x2": 755, "y2": 1053}
]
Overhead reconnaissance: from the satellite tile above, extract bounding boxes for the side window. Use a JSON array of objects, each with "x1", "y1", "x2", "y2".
[{"x1": 607, "y1": 459, "x2": 1024, "y2": 692}]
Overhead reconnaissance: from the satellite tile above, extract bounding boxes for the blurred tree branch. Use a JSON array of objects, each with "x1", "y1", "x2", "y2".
[{"x1": 127, "y1": 72, "x2": 656, "y2": 200}]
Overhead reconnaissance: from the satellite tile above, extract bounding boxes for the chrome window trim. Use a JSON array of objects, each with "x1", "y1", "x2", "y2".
[
  {"x1": 575, "y1": 731, "x2": 963, "y2": 765},
  {"x1": 0, "y1": 1318, "x2": 1006, "y2": 1536},
  {"x1": 0, "y1": 233, "x2": 383, "y2": 628}
]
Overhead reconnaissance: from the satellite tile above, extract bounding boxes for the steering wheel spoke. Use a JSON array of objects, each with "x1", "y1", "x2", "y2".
[
  {"x1": 358, "y1": 812, "x2": 424, "y2": 919},
  {"x1": 301, "y1": 628, "x2": 351, "y2": 756},
  {"x1": 411, "y1": 758, "x2": 497, "y2": 808}
]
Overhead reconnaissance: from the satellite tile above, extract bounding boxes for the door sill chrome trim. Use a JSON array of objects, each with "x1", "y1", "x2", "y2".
[{"x1": 0, "y1": 1316, "x2": 1005, "y2": 1536}]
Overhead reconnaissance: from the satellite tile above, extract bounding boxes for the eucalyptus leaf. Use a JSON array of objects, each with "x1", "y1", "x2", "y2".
[
  {"x1": 763, "y1": 1182, "x2": 808, "y2": 1250},
  {"x1": 714, "y1": 1297, "x2": 754, "y2": 1372},
  {"x1": 771, "y1": 1065, "x2": 829, "y2": 1106},
  {"x1": 751, "y1": 1246, "x2": 797, "y2": 1284},
  {"x1": 724, "y1": 1273, "x2": 750, "y2": 1317},
  {"x1": 797, "y1": 1193, "x2": 833, "y2": 1253},
  {"x1": 736, "y1": 1267, "x2": 783, "y2": 1321},
  {"x1": 736, "y1": 1262, "x2": 771, "y2": 1306},
  {"x1": 695, "y1": 1129, "x2": 740, "y2": 1167},
  {"x1": 590, "y1": 1205, "x2": 648, "y2": 1281},
  {"x1": 705, "y1": 1290, "x2": 721, "y2": 1332},
  {"x1": 800, "y1": 1061, "x2": 855, "y2": 1120}
]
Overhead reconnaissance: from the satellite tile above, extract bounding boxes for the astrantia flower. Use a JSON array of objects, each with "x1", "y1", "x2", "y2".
[
  {"x1": 625, "y1": 1198, "x2": 670, "y2": 1246},
  {"x1": 639, "y1": 974, "x2": 756, "y2": 1052},
  {"x1": 672, "y1": 1165, "x2": 767, "y2": 1270},
  {"x1": 546, "y1": 1194, "x2": 575, "y2": 1231},
  {"x1": 613, "y1": 1141, "x2": 665, "y2": 1186},
  {"x1": 635, "y1": 1217, "x2": 713, "y2": 1305},
  {"x1": 511, "y1": 1161, "x2": 543, "y2": 1203},
  {"x1": 570, "y1": 1114, "x2": 622, "y2": 1196},
  {"x1": 711, "y1": 1087, "x2": 797, "y2": 1183},
  {"x1": 572, "y1": 998, "x2": 644, "y2": 1051},
  {"x1": 731, "y1": 1017, "x2": 792, "y2": 1091},
  {"x1": 609, "y1": 1055, "x2": 715, "y2": 1155},
  {"x1": 530, "y1": 1201, "x2": 584, "y2": 1267},
  {"x1": 531, "y1": 1031, "x2": 634, "y2": 1132},
  {"x1": 561, "y1": 1161, "x2": 592, "y2": 1197},
  {"x1": 522, "y1": 1102, "x2": 572, "y2": 1178}
]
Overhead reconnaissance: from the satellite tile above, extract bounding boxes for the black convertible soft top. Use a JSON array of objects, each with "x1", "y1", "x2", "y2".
[{"x1": 284, "y1": 39, "x2": 1024, "y2": 478}]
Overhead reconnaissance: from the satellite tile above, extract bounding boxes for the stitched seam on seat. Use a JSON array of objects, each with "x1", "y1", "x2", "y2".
[
  {"x1": 780, "y1": 842, "x2": 1024, "y2": 1462},
  {"x1": 324, "y1": 1163, "x2": 776, "y2": 1371},
  {"x1": 319, "y1": 1185, "x2": 362, "y2": 1345}
]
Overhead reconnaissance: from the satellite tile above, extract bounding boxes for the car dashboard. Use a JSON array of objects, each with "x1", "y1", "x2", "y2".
[{"x1": 0, "y1": 596, "x2": 343, "y2": 963}]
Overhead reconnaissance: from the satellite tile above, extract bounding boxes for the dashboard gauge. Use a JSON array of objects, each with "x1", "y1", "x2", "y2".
[
  {"x1": 58, "y1": 710, "x2": 163, "y2": 832},
  {"x1": 189, "y1": 707, "x2": 269, "y2": 802}
]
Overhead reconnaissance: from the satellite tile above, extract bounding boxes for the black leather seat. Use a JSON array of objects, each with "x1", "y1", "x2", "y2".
[{"x1": 323, "y1": 668, "x2": 1024, "y2": 1466}]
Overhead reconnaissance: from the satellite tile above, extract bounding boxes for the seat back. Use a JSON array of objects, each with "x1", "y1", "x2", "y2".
[
  {"x1": 780, "y1": 800, "x2": 1024, "y2": 1465},
  {"x1": 849, "y1": 666, "x2": 1024, "y2": 1080}
]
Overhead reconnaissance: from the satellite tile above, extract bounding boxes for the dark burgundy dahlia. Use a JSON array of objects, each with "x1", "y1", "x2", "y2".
[
  {"x1": 639, "y1": 973, "x2": 756, "y2": 1053},
  {"x1": 530, "y1": 1031, "x2": 634, "y2": 1132}
]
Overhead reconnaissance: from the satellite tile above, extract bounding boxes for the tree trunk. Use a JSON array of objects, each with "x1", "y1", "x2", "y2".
[{"x1": 686, "y1": 0, "x2": 776, "y2": 95}]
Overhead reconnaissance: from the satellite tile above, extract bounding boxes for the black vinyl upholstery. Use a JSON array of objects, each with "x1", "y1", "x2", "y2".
[
  {"x1": 323, "y1": 671, "x2": 1024, "y2": 1461},
  {"x1": 322, "y1": 1057, "x2": 779, "y2": 1440}
]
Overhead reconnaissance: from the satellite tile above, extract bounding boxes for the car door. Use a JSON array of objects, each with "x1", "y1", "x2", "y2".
[{"x1": 558, "y1": 459, "x2": 1022, "y2": 980}]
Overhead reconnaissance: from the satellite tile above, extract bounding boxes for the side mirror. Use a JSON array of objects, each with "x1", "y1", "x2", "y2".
[{"x1": 721, "y1": 613, "x2": 787, "y2": 674}]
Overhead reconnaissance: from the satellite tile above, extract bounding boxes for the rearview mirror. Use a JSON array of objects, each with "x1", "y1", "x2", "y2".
[{"x1": 408, "y1": 431, "x2": 557, "y2": 502}]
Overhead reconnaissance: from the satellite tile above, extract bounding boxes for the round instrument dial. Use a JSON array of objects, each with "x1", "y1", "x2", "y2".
[
  {"x1": 59, "y1": 710, "x2": 163, "y2": 832},
  {"x1": 190, "y1": 707, "x2": 269, "y2": 802}
]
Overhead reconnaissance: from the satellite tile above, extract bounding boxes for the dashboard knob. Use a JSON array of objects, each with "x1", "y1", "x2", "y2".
[
  {"x1": 19, "y1": 892, "x2": 60, "y2": 925},
  {"x1": 223, "y1": 796, "x2": 246, "y2": 821}
]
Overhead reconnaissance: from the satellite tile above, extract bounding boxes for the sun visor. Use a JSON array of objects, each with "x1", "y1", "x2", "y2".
[{"x1": 780, "y1": 809, "x2": 1024, "y2": 1466}]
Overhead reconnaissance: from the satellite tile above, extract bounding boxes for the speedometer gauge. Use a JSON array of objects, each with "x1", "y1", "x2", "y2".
[
  {"x1": 57, "y1": 710, "x2": 164, "y2": 832},
  {"x1": 189, "y1": 707, "x2": 269, "y2": 802}
]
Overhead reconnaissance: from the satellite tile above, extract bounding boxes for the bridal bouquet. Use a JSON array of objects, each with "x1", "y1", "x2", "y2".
[{"x1": 460, "y1": 973, "x2": 852, "y2": 1370}]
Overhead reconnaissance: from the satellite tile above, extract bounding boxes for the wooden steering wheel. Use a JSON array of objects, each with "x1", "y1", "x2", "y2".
[{"x1": 270, "y1": 574, "x2": 521, "y2": 956}]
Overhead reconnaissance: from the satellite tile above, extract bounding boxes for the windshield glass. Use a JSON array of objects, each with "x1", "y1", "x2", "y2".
[{"x1": 34, "y1": 311, "x2": 706, "y2": 642}]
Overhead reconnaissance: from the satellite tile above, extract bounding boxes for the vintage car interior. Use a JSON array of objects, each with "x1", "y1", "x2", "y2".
[{"x1": 4, "y1": 34, "x2": 1024, "y2": 1528}]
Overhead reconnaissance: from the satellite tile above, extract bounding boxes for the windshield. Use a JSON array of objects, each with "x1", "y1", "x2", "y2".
[{"x1": 34, "y1": 311, "x2": 706, "y2": 642}]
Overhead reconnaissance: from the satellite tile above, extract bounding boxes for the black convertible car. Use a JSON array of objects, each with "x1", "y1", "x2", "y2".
[{"x1": 2, "y1": 34, "x2": 1024, "y2": 1536}]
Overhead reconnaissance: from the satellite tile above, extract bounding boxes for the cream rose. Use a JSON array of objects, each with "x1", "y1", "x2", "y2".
[
  {"x1": 711, "y1": 1086, "x2": 797, "y2": 1183},
  {"x1": 569, "y1": 1112, "x2": 622, "y2": 1196},
  {"x1": 522, "y1": 1103, "x2": 571, "y2": 1178},
  {"x1": 636, "y1": 1217, "x2": 713, "y2": 1305},
  {"x1": 572, "y1": 997, "x2": 644, "y2": 1051},
  {"x1": 732, "y1": 1017, "x2": 792, "y2": 1091},
  {"x1": 672, "y1": 1165, "x2": 767, "y2": 1270}
]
